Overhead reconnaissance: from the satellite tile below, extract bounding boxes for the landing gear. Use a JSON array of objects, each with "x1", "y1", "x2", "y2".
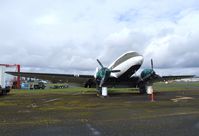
[
  {"x1": 96, "y1": 86, "x2": 102, "y2": 96},
  {"x1": 138, "y1": 81, "x2": 147, "y2": 94},
  {"x1": 96, "y1": 86, "x2": 108, "y2": 97},
  {"x1": 138, "y1": 82, "x2": 154, "y2": 95}
]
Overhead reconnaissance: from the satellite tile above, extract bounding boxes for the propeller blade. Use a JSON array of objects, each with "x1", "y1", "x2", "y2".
[
  {"x1": 99, "y1": 77, "x2": 105, "y2": 87},
  {"x1": 97, "y1": 59, "x2": 104, "y2": 68},
  {"x1": 94, "y1": 67, "x2": 99, "y2": 78},
  {"x1": 110, "y1": 70, "x2": 121, "y2": 73},
  {"x1": 96, "y1": 60, "x2": 120, "y2": 87},
  {"x1": 151, "y1": 59, "x2": 153, "y2": 70}
]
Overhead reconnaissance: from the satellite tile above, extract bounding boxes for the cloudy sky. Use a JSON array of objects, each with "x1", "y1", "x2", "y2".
[{"x1": 0, "y1": 0, "x2": 199, "y2": 76}]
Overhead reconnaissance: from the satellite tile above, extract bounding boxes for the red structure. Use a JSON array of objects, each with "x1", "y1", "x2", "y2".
[{"x1": 0, "y1": 64, "x2": 20, "y2": 89}]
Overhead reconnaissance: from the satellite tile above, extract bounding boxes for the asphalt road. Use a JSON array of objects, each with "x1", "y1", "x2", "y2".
[{"x1": 0, "y1": 89, "x2": 199, "y2": 136}]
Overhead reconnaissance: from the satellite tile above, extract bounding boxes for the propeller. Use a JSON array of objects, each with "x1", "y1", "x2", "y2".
[
  {"x1": 96, "y1": 59, "x2": 120, "y2": 87},
  {"x1": 97, "y1": 59, "x2": 104, "y2": 68},
  {"x1": 140, "y1": 58, "x2": 160, "y2": 81},
  {"x1": 150, "y1": 58, "x2": 156, "y2": 77},
  {"x1": 151, "y1": 59, "x2": 153, "y2": 70},
  {"x1": 100, "y1": 76, "x2": 105, "y2": 87},
  {"x1": 150, "y1": 58, "x2": 162, "y2": 79}
]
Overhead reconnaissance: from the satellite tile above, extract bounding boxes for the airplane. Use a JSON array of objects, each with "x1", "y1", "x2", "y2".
[{"x1": 6, "y1": 51, "x2": 194, "y2": 95}]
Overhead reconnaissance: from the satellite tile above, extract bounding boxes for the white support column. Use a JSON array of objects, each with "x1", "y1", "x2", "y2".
[
  {"x1": 147, "y1": 85, "x2": 155, "y2": 102},
  {"x1": 0, "y1": 66, "x2": 6, "y2": 88},
  {"x1": 102, "y1": 87, "x2": 108, "y2": 96},
  {"x1": 147, "y1": 86, "x2": 153, "y2": 94}
]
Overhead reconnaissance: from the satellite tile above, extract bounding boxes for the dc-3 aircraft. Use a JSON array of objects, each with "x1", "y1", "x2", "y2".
[{"x1": 6, "y1": 51, "x2": 194, "y2": 95}]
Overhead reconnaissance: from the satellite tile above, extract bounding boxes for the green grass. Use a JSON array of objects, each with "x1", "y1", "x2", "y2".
[
  {"x1": 1, "y1": 81, "x2": 199, "y2": 127},
  {"x1": 11, "y1": 88, "x2": 95, "y2": 95},
  {"x1": 11, "y1": 81, "x2": 199, "y2": 95},
  {"x1": 153, "y1": 81, "x2": 199, "y2": 92}
]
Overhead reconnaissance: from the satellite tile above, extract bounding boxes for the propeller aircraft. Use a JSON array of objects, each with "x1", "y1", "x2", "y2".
[{"x1": 6, "y1": 51, "x2": 194, "y2": 95}]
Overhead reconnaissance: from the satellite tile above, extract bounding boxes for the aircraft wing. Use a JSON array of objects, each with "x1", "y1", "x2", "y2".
[
  {"x1": 152, "y1": 75, "x2": 195, "y2": 83},
  {"x1": 161, "y1": 75, "x2": 195, "y2": 81},
  {"x1": 6, "y1": 71, "x2": 94, "y2": 86},
  {"x1": 104, "y1": 75, "x2": 195, "y2": 88},
  {"x1": 6, "y1": 71, "x2": 195, "y2": 88}
]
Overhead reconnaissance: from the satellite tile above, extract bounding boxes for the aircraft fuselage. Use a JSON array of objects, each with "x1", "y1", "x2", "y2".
[{"x1": 108, "y1": 51, "x2": 144, "y2": 78}]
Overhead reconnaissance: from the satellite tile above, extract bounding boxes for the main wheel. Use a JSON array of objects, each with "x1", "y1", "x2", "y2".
[{"x1": 138, "y1": 81, "x2": 147, "y2": 94}]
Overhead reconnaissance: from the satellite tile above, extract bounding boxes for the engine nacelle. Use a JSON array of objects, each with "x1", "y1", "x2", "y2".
[{"x1": 141, "y1": 69, "x2": 155, "y2": 80}]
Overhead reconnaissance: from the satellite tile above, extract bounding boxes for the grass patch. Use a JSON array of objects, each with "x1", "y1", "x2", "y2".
[
  {"x1": 10, "y1": 88, "x2": 95, "y2": 95},
  {"x1": 0, "y1": 119, "x2": 60, "y2": 126},
  {"x1": 7, "y1": 81, "x2": 199, "y2": 97},
  {"x1": 153, "y1": 82, "x2": 199, "y2": 92},
  {"x1": 0, "y1": 102, "x2": 17, "y2": 106}
]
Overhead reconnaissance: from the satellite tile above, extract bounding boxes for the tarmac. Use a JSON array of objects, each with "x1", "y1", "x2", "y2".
[{"x1": 0, "y1": 88, "x2": 199, "y2": 136}]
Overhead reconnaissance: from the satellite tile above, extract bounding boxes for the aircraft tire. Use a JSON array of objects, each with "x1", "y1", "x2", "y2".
[{"x1": 138, "y1": 82, "x2": 147, "y2": 94}]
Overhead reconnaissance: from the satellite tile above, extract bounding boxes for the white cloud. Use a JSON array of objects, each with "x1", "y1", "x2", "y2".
[
  {"x1": 143, "y1": 9, "x2": 199, "y2": 69},
  {"x1": 0, "y1": 0, "x2": 199, "y2": 75}
]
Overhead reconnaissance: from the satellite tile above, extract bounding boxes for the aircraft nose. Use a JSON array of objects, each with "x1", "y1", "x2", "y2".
[{"x1": 136, "y1": 55, "x2": 144, "y2": 65}]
